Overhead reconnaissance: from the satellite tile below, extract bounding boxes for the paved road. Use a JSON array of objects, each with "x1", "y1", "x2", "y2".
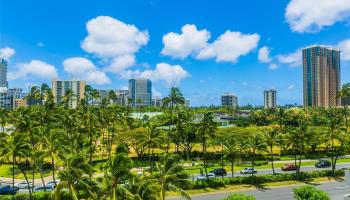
[
  {"x1": 189, "y1": 162, "x2": 350, "y2": 180},
  {"x1": 169, "y1": 181, "x2": 350, "y2": 200}
]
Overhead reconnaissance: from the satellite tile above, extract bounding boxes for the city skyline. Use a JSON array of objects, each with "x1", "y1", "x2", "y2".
[{"x1": 1, "y1": 0, "x2": 350, "y2": 106}]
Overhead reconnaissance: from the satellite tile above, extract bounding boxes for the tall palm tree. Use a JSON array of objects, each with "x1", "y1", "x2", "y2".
[
  {"x1": 337, "y1": 83, "x2": 350, "y2": 130},
  {"x1": 1, "y1": 132, "x2": 31, "y2": 197},
  {"x1": 103, "y1": 153, "x2": 134, "y2": 200},
  {"x1": 108, "y1": 90, "x2": 117, "y2": 105},
  {"x1": 263, "y1": 127, "x2": 280, "y2": 175},
  {"x1": 163, "y1": 87, "x2": 185, "y2": 153},
  {"x1": 196, "y1": 112, "x2": 217, "y2": 180},
  {"x1": 53, "y1": 154, "x2": 95, "y2": 200},
  {"x1": 246, "y1": 129, "x2": 267, "y2": 172},
  {"x1": 154, "y1": 155, "x2": 191, "y2": 200}
]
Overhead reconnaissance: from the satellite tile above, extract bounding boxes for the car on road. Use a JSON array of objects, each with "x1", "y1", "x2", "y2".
[
  {"x1": 315, "y1": 160, "x2": 331, "y2": 168},
  {"x1": 33, "y1": 185, "x2": 54, "y2": 193},
  {"x1": 0, "y1": 185, "x2": 19, "y2": 195},
  {"x1": 14, "y1": 181, "x2": 33, "y2": 189},
  {"x1": 281, "y1": 163, "x2": 299, "y2": 171},
  {"x1": 240, "y1": 168, "x2": 257, "y2": 174},
  {"x1": 46, "y1": 180, "x2": 60, "y2": 188},
  {"x1": 210, "y1": 168, "x2": 227, "y2": 176},
  {"x1": 196, "y1": 173, "x2": 216, "y2": 180}
]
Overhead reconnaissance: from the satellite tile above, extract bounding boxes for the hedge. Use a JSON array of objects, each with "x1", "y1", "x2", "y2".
[
  {"x1": 190, "y1": 169, "x2": 344, "y2": 190},
  {"x1": 0, "y1": 191, "x2": 72, "y2": 200}
]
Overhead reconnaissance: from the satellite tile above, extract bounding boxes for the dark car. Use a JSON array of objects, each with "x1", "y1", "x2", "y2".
[
  {"x1": 210, "y1": 168, "x2": 227, "y2": 176},
  {"x1": 281, "y1": 163, "x2": 299, "y2": 171},
  {"x1": 0, "y1": 185, "x2": 19, "y2": 195},
  {"x1": 315, "y1": 160, "x2": 331, "y2": 168}
]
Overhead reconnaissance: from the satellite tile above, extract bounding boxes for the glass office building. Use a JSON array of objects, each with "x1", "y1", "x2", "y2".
[
  {"x1": 302, "y1": 45, "x2": 341, "y2": 107},
  {"x1": 128, "y1": 78, "x2": 152, "y2": 107},
  {"x1": 0, "y1": 58, "x2": 7, "y2": 88}
]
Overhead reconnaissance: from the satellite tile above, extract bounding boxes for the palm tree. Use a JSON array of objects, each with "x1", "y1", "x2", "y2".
[
  {"x1": 53, "y1": 154, "x2": 95, "y2": 200},
  {"x1": 246, "y1": 129, "x2": 267, "y2": 172},
  {"x1": 162, "y1": 87, "x2": 185, "y2": 153},
  {"x1": 108, "y1": 90, "x2": 117, "y2": 105},
  {"x1": 337, "y1": 83, "x2": 350, "y2": 130},
  {"x1": 0, "y1": 108, "x2": 8, "y2": 132},
  {"x1": 103, "y1": 153, "x2": 134, "y2": 200},
  {"x1": 1, "y1": 132, "x2": 31, "y2": 198},
  {"x1": 263, "y1": 127, "x2": 280, "y2": 175},
  {"x1": 154, "y1": 155, "x2": 191, "y2": 200},
  {"x1": 196, "y1": 112, "x2": 217, "y2": 180}
]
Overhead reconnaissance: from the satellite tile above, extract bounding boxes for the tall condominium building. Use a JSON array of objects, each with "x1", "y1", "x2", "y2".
[
  {"x1": 52, "y1": 79, "x2": 86, "y2": 108},
  {"x1": 128, "y1": 78, "x2": 152, "y2": 106},
  {"x1": 264, "y1": 89, "x2": 277, "y2": 109},
  {"x1": 0, "y1": 58, "x2": 7, "y2": 88},
  {"x1": 303, "y1": 45, "x2": 341, "y2": 107},
  {"x1": 115, "y1": 89, "x2": 129, "y2": 106},
  {"x1": 221, "y1": 93, "x2": 238, "y2": 108},
  {"x1": 0, "y1": 87, "x2": 25, "y2": 109}
]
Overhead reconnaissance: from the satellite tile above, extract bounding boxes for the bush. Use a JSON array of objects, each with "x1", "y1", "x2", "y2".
[
  {"x1": 0, "y1": 192, "x2": 51, "y2": 200},
  {"x1": 222, "y1": 193, "x2": 256, "y2": 200},
  {"x1": 254, "y1": 161, "x2": 268, "y2": 166},
  {"x1": 293, "y1": 185, "x2": 330, "y2": 200},
  {"x1": 193, "y1": 180, "x2": 208, "y2": 189},
  {"x1": 207, "y1": 179, "x2": 225, "y2": 188}
]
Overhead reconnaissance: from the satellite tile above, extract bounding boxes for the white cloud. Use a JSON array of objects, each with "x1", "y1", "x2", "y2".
[
  {"x1": 8, "y1": 60, "x2": 57, "y2": 81},
  {"x1": 276, "y1": 49, "x2": 302, "y2": 67},
  {"x1": 36, "y1": 42, "x2": 45, "y2": 47},
  {"x1": 161, "y1": 24, "x2": 210, "y2": 59},
  {"x1": 285, "y1": 0, "x2": 350, "y2": 33},
  {"x1": 196, "y1": 31, "x2": 260, "y2": 63},
  {"x1": 63, "y1": 57, "x2": 110, "y2": 85},
  {"x1": 258, "y1": 46, "x2": 272, "y2": 63},
  {"x1": 152, "y1": 87, "x2": 162, "y2": 98},
  {"x1": 104, "y1": 54, "x2": 135, "y2": 73},
  {"x1": 269, "y1": 63, "x2": 278, "y2": 70},
  {"x1": 81, "y1": 16, "x2": 149, "y2": 58},
  {"x1": 288, "y1": 84, "x2": 295, "y2": 90},
  {"x1": 121, "y1": 63, "x2": 190, "y2": 86},
  {"x1": 0, "y1": 47, "x2": 15, "y2": 60},
  {"x1": 337, "y1": 39, "x2": 350, "y2": 61}
]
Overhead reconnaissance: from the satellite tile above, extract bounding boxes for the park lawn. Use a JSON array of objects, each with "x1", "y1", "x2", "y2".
[{"x1": 0, "y1": 165, "x2": 52, "y2": 179}]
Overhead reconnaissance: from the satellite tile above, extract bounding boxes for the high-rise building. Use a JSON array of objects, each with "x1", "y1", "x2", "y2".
[
  {"x1": 52, "y1": 79, "x2": 86, "y2": 108},
  {"x1": 115, "y1": 89, "x2": 129, "y2": 106},
  {"x1": 0, "y1": 58, "x2": 7, "y2": 88},
  {"x1": 0, "y1": 87, "x2": 26, "y2": 109},
  {"x1": 152, "y1": 97, "x2": 163, "y2": 107},
  {"x1": 303, "y1": 45, "x2": 341, "y2": 107},
  {"x1": 264, "y1": 89, "x2": 277, "y2": 109},
  {"x1": 128, "y1": 78, "x2": 152, "y2": 106},
  {"x1": 221, "y1": 93, "x2": 238, "y2": 108}
]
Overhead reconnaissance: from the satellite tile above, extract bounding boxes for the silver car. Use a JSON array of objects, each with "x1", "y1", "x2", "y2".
[
  {"x1": 240, "y1": 167, "x2": 257, "y2": 174},
  {"x1": 33, "y1": 185, "x2": 54, "y2": 193},
  {"x1": 14, "y1": 181, "x2": 33, "y2": 189}
]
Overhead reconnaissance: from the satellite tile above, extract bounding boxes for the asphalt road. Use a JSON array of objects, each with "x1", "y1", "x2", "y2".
[
  {"x1": 189, "y1": 162, "x2": 350, "y2": 180},
  {"x1": 169, "y1": 181, "x2": 350, "y2": 200}
]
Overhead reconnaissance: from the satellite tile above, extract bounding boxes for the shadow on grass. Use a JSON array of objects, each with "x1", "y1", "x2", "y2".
[{"x1": 253, "y1": 183, "x2": 270, "y2": 191}]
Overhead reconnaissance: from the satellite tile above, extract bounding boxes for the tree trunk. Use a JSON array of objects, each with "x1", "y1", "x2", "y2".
[
  {"x1": 40, "y1": 162, "x2": 46, "y2": 192},
  {"x1": 270, "y1": 145, "x2": 275, "y2": 175},
  {"x1": 231, "y1": 160, "x2": 234, "y2": 178},
  {"x1": 52, "y1": 157, "x2": 56, "y2": 187},
  {"x1": 12, "y1": 154, "x2": 15, "y2": 197},
  {"x1": 17, "y1": 161, "x2": 33, "y2": 200}
]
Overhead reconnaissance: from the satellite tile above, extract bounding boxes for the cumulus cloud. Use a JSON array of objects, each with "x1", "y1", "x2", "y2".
[
  {"x1": 63, "y1": 57, "x2": 110, "y2": 85},
  {"x1": 337, "y1": 39, "x2": 350, "y2": 61},
  {"x1": 276, "y1": 49, "x2": 302, "y2": 67},
  {"x1": 8, "y1": 60, "x2": 57, "y2": 81},
  {"x1": 162, "y1": 25, "x2": 260, "y2": 63},
  {"x1": 104, "y1": 54, "x2": 135, "y2": 73},
  {"x1": 258, "y1": 46, "x2": 272, "y2": 63},
  {"x1": 81, "y1": 16, "x2": 149, "y2": 58},
  {"x1": 121, "y1": 63, "x2": 190, "y2": 86},
  {"x1": 285, "y1": 0, "x2": 350, "y2": 33},
  {"x1": 268, "y1": 63, "x2": 278, "y2": 70},
  {"x1": 196, "y1": 31, "x2": 260, "y2": 63},
  {"x1": 0, "y1": 47, "x2": 15, "y2": 60},
  {"x1": 161, "y1": 24, "x2": 210, "y2": 59}
]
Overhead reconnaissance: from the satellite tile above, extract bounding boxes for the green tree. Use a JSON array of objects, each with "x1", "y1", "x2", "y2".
[
  {"x1": 154, "y1": 155, "x2": 191, "y2": 200},
  {"x1": 222, "y1": 193, "x2": 256, "y2": 200},
  {"x1": 263, "y1": 127, "x2": 280, "y2": 174},
  {"x1": 293, "y1": 185, "x2": 330, "y2": 200}
]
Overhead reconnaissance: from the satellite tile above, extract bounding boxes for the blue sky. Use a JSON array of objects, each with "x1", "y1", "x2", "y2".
[{"x1": 1, "y1": 0, "x2": 350, "y2": 106}]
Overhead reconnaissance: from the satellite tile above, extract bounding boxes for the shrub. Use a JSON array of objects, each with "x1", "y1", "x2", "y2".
[
  {"x1": 207, "y1": 179, "x2": 225, "y2": 188},
  {"x1": 193, "y1": 180, "x2": 208, "y2": 189},
  {"x1": 254, "y1": 161, "x2": 268, "y2": 166},
  {"x1": 222, "y1": 193, "x2": 256, "y2": 200},
  {"x1": 293, "y1": 185, "x2": 330, "y2": 200}
]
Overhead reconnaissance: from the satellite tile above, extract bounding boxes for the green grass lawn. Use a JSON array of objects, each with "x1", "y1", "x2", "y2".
[{"x1": 0, "y1": 165, "x2": 52, "y2": 179}]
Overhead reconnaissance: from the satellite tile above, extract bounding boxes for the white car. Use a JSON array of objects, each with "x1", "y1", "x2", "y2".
[
  {"x1": 196, "y1": 173, "x2": 216, "y2": 180},
  {"x1": 46, "y1": 180, "x2": 60, "y2": 188},
  {"x1": 240, "y1": 168, "x2": 257, "y2": 174},
  {"x1": 14, "y1": 181, "x2": 33, "y2": 189},
  {"x1": 33, "y1": 185, "x2": 54, "y2": 193}
]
